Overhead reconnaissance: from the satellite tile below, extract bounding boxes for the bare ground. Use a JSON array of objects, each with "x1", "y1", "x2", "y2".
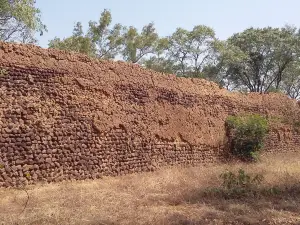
[{"x1": 0, "y1": 152, "x2": 300, "y2": 225}]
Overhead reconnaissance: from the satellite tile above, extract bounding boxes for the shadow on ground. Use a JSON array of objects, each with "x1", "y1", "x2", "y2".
[{"x1": 163, "y1": 184, "x2": 300, "y2": 225}]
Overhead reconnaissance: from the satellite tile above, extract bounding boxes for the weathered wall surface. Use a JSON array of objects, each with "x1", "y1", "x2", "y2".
[{"x1": 0, "y1": 42, "x2": 299, "y2": 187}]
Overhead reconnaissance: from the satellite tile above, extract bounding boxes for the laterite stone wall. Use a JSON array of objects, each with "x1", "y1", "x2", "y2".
[{"x1": 0, "y1": 42, "x2": 299, "y2": 187}]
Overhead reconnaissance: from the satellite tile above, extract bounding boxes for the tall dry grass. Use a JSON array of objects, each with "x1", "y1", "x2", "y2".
[{"x1": 0, "y1": 152, "x2": 300, "y2": 225}]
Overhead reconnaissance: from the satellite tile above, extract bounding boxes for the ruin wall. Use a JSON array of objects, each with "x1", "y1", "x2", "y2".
[{"x1": 0, "y1": 42, "x2": 299, "y2": 187}]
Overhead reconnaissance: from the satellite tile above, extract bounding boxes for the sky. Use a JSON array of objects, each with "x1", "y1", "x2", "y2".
[{"x1": 35, "y1": 0, "x2": 300, "y2": 48}]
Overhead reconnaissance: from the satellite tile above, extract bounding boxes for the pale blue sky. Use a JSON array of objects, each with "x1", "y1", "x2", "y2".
[{"x1": 35, "y1": 0, "x2": 299, "y2": 48}]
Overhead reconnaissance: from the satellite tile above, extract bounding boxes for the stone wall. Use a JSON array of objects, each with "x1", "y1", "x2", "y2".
[{"x1": 0, "y1": 42, "x2": 299, "y2": 187}]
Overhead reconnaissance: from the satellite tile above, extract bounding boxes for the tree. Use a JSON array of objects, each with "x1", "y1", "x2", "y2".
[
  {"x1": 49, "y1": 9, "x2": 124, "y2": 59},
  {"x1": 167, "y1": 25, "x2": 216, "y2": 77},
  {"x1": 223, "y1": 27, "x2": 300, "y2": 93},
  {"x1": 203, "y1": 40, "x2": 248, "y2": 89},
  {"x1": 142, "y1": 56, "x2": 178, "y2": 74},
  {"x1": 141, "y1": 37, "x2": 178, "y2": 74},
  {"x1": 0, "y1": 0, "x2": 46, "y2": 43},
  {"x1": 280, "y1": 62, "x2": 300, "y2": 99},
  {"x1": 87, "y1": 9, "x2": 124, "y2": 59},
  {"x1": 48, "y1": 22, "x2": 95, "y2": 56},
  {"x1": 122, "y1": 22, "x2": 159, "y2": 63}
]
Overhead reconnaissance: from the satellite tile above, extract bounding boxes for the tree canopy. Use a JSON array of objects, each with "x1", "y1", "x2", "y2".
[
  {"x1": 222, "y1": 27, "x2": 300, "y2": 93},
  {"x1": 0, "y1": 0, "x2": 46, "y2": 43},
  {"x1": 2, "y1": 4, "x2": 299, "y2": 99},
  {"x1": 49, "y1": 10, "x2": 124, "y2": 59},
  {"x1": 47, "y1": 11, "x2": 300, "y2": 99}
]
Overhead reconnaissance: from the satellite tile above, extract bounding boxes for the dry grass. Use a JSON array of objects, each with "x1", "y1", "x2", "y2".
[{"x1": 0, "y1": 152, "x2": 300, "y2": 225}]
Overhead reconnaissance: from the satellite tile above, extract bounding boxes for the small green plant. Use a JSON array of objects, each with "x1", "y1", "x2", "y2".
[
  {"x1": 220, "y1": 169, "x2": 263, "y2": 195},
  {"x1": 204, "y1": 169, "x2": 284, "y2": 199},
  {"x1": 262, "y1": 186, "x2": 281, "y2": 196},
  {"x1": 205, "y1": 169, "x2": 264, "y2": 198},
  {"x1": 0, "y1": 68, "x2": 8, "y2": 76},
  {"x1": 226, "y1": 114, "x2": 269, "y2": 161}
]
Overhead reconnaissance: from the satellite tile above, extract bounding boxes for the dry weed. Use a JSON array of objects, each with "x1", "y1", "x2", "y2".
[{"x1": 0, "y1": 152, "x2": 299, "y2": 225}]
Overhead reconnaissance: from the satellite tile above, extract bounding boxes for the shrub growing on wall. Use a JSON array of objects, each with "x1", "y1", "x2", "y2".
[{"x1": 226, "y1": 114, "x2": 269, "y2": 161}]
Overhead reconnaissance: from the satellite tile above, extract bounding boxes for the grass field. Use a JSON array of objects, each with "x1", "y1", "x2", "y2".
[{"x1": 0, "y1": 152, "x2": 300, "y2": 225}]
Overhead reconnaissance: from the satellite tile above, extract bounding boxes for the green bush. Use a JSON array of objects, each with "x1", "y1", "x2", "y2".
[
  {"x1": 204, "y1": 169, "x2": 282, "y2": 199},
  {"x1": 226, "y1": 114, "x2": 269, "y2": 161},
  {"x1": 220, "y1": 169, "x2": 264, "y2": 197},
  {"x1": 204, "y1": 169, "x2": 264, "y2": 198}
]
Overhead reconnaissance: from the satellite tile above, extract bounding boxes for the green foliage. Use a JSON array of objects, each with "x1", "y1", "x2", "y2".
[
  {"x1": 122, "y1": 22, "x2": 159, "y2": 63},
  {"x1": 167, "y1": 25, "x2": 217, "y2": 77},
  {"x1": 219, "y1": 169, "x2": 264, "y2": 197},
  {"x1": 48, "y1": 35, "x2": 95, "y2": 56},
  {"x1": 0, "y1": 0, "x2": 46, "y2": 43},
  {"x1": 142, "y1": 56, "x2": 177, "y2": 74},
  {"x1": 87, "y1": 9, "x2": 125, "y2": 59},
  {"x1": 226, "y1": 114, "x2": 269, "y2": 161},
  {"x1": 48, "y1": 22, "x2": 94, "y2": 56},
  {"x1": 205, "y1": 169, "x2": 284, "y2": 199},
  {"x1": 49, "y1": 9, "x2": 125, "y2": 59},
  {"x1": 221, "y1": 26, "x2": 300, "y2": 93},
  {"x1": 262, "y1": 186, "x2": 282, "y2": 196},
  {"x1": 46, "y1": 9, "x2": 300, "y2": 99},
  {"x1": 280, "y1": 61, "x2": 300, "y2": 99}
]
